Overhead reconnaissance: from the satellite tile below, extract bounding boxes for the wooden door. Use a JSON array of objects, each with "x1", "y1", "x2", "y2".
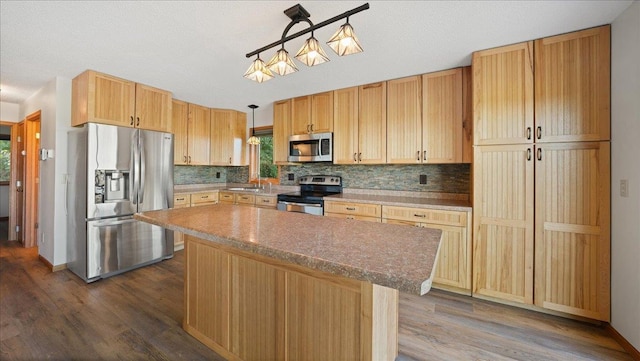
[
  {"x1": 72, "y1": 70, "x2": 136, "y2": 127},
  {"x1": 461, "y1": 66, "x2": 473, "y2": 163},
  {"x1": 210, "y1": 109, "x2": 234, "y2": 165},
  {"x1": 472, "y1": 42, "x2": 534, "y2": 145},
  {"x1": 187, "y1": 104, "x2": 210, "y2": 165},
  {"x1": 422, "y1": 68, "x2": 463, "y2": 164},
  {"x1": 310, "y1": 91, "x2": 333, "y2": 133},
  {"x1": 333, "y1": 87, "x2": 359, "y2": 164},
  {"x1": 13, "y1": 122, "x2": 25, "y2": 243},
  {"x1": 134, "y1": 83, "x2": 172, "y2": 132},
  {"x1": 535, "y1": 25, "x2": 610, "y2": 142},
  {"x1": 358, "y1": 82, "x2": 387, "y2": 164},
  {"x1": 386, "y1": 76, "x2": 422, "y2": 164},
  {"x1": 230, "y1": 111, "x2": 246, "y2": 166},
  {"x1": 534, "y1": 142, "x2": 610, "y2": 321},
  {"x1": 172, "y1": 100, "x2": 189, "y2": 165},
  {"x1": 23, "y1": 112, "x2": 40, "y2": 248},
  {"x1": 473, "y1": 144, "x2": 534, "y2": 304},
  {"x1": 291, "y1": 96, "x2": 311, "y2": 135},
  {"x1": 273, "y1": 99, "x2": 291, "y2": 164}
]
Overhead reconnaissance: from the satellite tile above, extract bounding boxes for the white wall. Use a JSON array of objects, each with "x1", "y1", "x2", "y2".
[
  {"x1": 0, "y1": 102, "x2": 20, "y2": 122},
  {"x1": 20, "y1": 76, "x2": 72, "y2": 266},
  {"x1": 611, "y1": 0, "x2": 640, "y2": 351}
]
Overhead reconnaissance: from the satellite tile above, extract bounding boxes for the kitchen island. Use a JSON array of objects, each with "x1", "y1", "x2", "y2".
[{"x1": 136, "y1": 204, "x2": 442, "y2": 361}]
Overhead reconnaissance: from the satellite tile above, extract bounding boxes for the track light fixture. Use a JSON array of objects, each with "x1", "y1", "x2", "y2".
[{"x1": 244, "y1": 3, "x2": 369, "y2": 82}]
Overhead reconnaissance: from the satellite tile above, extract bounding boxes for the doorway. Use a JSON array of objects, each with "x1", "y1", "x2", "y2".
[{"x1": 0, "y1": 122, "x2": 11, "y2": 241}]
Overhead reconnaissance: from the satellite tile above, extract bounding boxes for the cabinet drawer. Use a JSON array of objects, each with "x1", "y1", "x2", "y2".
[
  {"x1": 174, "y1": 194, "x2": 191, "y2": 208},
  {"x1": 325, "y1": 212, "x2": 381, "y2": 223},
  {"x1": 219, "y1": 192, "x2": 235, "y2": 203},
  {"x1": 324, "y1": 201, "x2": 381, "y2": 218},
  {"x1": 236, "y1": 194, "x2": 256, "y2": 205},
  {"x1": 191, "y1": 191, "x2": 218, "y2": 206},
  {"x1": 382, "y1": 206, "x2": 466, "y2": 226},
  {"x1": 255, "y1": 195, "x2": 277, "y2": 208}
]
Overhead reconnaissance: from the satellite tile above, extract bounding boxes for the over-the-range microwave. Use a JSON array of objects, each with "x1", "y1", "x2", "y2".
[{"x1": 288, "y1": 132, "x2": 333, "y2": 162}]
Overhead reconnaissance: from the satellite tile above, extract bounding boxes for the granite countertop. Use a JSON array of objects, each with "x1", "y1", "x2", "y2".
[
  {"x1": 324, "y1": 193, "x2": 472, "y2": 212},
  {"x1": 136, "y1": 205, "x2": 442, "y2": 295},
  {"x1": 174, "y1": 183, "x2": 291, "y2": 196}
]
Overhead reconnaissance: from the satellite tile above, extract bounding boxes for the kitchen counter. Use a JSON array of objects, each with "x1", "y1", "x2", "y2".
[
  {"x1": 136, "y1": 204, "x2": 442, "y2": 360},
  {"x1": 136, "y1": 204, "x2": 442, "y2": 294},
  {"x1": 325, "y1": 193, "x2": 472, "y2": 212}
]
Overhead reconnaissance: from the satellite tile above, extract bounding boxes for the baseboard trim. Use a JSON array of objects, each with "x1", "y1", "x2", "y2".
[
  {"x1": 38, "y1": 255, "x2": 67, "y2": 272},
  {"x1": 606, "y1": 324, "x2": 640, "y2": 360}
]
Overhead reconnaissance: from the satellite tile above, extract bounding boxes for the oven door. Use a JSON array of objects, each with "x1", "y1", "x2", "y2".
[{"x1": 277, "y1": 201, "x2": 323, "y2": 216}]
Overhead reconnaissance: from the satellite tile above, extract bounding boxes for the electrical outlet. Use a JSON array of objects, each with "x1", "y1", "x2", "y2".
[
  {"x1": 620, "y1": 179, "x2": 629, "y2": 197},
  {"x1": 419, "y1": 174, "x2": 427, "y2": 184},
  {"x1": 41, "y1": 233, "x2": 45, "y2": 245},
  {"x1": 288, "y1": 173, "x2": 295, "y2": 181},
  {"x1": 216, "y1": 172, "x2": 220, "y2": 178}
]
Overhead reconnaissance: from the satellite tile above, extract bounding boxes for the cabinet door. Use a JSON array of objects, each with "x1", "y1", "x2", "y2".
[
  {"x1": 534, "y1": 142, "x2": 610, "y2": 321},
  {"x1": 358, "y1": 82, "x2": 387, "y2": 164},
  {"x1": 134, "y1": 83, "x2": 172, "y2": 132},
  {"x1": 422, "y1": 69, "x2": 463, "y2": 163},
  {"x1": 310, "y1": 91, "x2": 333, "y2": 133},
  {"x1": 231, "y1": 111, "x2": 247, "y2": 166},
  {"x1": 210, "y1": 109, "x2": 234, "y2": 165},
  {"x1": 425, "y1": 223, "x2": 469, "y2": 292},
  {"x1": 386, "y1": 76, "x2": 422, "y2": 164},
  {"x1": 73, "y1": 70, "x2": 136, "y2": 127},
  {"x1": 535, "y1": 26, "x2": 610, "y2": 142},
  {"x1": 291, "y1": 96, "x2": 311, "y2": 135},
  {"x1": 461, "y1": 66, "x2": 473, "y2": 163},
  {"x1": 473, "y1": 42, "x2": 534, "y2": 145},
  {"x1": 273, "y1": 99, "x2": 292, "y2": 164},
  {"x1": 188, "y1": 104, "x2": 211, "y2": 165},
  {"x1": 172, "y1": 99, "x2": 189, "y2": 165},
  {"x1": 473, "y1": 144, "x2": 534, "y2": 304},
  {"x1": 333, "y1": 87, "x2": 359, "y2": 164}
]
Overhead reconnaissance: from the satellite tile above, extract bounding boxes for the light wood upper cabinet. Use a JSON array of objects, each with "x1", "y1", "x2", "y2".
[
  {"x1": 462, "y1": 66, "x2": 473, "y2": 163},
  {"x1": 210, "y1": 109, "x2": 246, "y2": 166},
  {"x1": 333, "y1": 87, "x2": 359, "y2": 164},
  {"x1": 173, "y1": 100, "x2": 210, "y2": 166},
  {"x1": 472, "y1": 42, "x2": 534, "y2": 145},
  {"x1": 473, "y1": 144, "x2": 534, "y2": 305},
  {"x1": 386, "y1": 76, "x2": 422, "y2": 164},
  {"x1": 422, "y1": 69, "x2": 463, "y2": 164},
  {"x1": 358, "y1": 82, "x2": 387, "y2": 164},
  {"x1": 187, "y1": 103, "x2": 211, "y2": 165},
  {"x1": 273, "y1": 99, "x2": 292, "y2": 164},
  {"x1": 535, "y1": 25, "x2": 610, "y2": 142},
  {"x1": 291, "y1": 92, "x2": 333, "y2": 134},
  {"x1": 534, "y1": 141, "x2": 610, "y2": 321},
  {"x1": 72, "y1": 70, "x2": 172, "y2": 132}
]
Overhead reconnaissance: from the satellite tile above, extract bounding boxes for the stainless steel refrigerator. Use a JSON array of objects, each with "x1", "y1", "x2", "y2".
[{"x1": 67, "y1": 123, "x2": 174, "y2": 282}]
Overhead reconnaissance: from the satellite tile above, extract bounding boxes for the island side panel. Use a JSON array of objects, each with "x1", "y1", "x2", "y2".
[{"x1": 183, "y1": 235, "x2": 399, "y2": 361}]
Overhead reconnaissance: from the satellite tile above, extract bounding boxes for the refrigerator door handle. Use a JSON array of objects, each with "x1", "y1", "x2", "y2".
[
  {"x1": 131, "y1": 135, "x2": 139, "y2": 205},
  {"x1": 139, "y1": 134, "x2": 146, "y2": 204},
  {"x1": 92, "y1": 217, "x2": 137, "y2": 227}
]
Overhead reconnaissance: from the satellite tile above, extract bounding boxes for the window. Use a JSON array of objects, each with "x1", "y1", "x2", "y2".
[
  {"x1": 249, "y1": 126, "x2": 279, "y2": 184},
  {"x1": 0, "y1": 135, "x2": 10, "y2": 184}
]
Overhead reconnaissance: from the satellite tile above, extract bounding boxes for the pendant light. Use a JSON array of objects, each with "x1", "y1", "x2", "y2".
[
  {"x1": 326, "y1": 19, "x2": 363, "y2": 56},
  {"x1": 267, "y1": 46, "x2": 298, "y2": 76},
  {"x1": 247, "y1": 104, "x2": 261, "y2": 145},
  {"x1": 243, "y1": 55, "x2": 274, "y2": 83},
  {"x1": 295, "y1": 33, "x2": 330, "y2": 67}
]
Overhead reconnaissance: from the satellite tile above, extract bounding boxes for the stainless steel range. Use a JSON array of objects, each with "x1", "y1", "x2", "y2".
[{"x1": 276, "y1": 175, "x2": 342, "y2": 216}]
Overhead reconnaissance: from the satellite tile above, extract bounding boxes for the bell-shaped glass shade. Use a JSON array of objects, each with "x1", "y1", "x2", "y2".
[
  {"x1": 267, "y1": 48, "x2": 298, "y2": 76},
  {"x1": 295, "y1": 36, "x2": 330, "y2": 67},
  {"x1": 243, "y1": 57, "x2": 274, "y2": 83},
  {"x1": 247, "y1": 135, "x2": 261, "y2": 145},
  {"x1": 327, "y1": 23, "x2": 363, "y2": 56}
]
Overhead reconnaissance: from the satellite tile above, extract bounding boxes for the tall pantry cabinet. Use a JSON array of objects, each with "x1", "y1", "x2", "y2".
[{"x1": 472, "y1": 25, "x2": 611, "y2": 321}]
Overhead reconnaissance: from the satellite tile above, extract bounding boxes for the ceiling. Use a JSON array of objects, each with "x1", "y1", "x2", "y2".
[{"x1": 0, "y1": 1, "x2": 633, "y2": 117}]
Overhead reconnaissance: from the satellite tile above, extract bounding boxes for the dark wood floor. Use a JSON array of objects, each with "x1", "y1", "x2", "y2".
[{"x1": 0, "y1": 240, "x2": 632, "y2": 361}]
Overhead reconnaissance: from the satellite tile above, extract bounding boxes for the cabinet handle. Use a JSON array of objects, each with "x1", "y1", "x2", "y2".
[
  {"x1": 136, "y1": 117, "x2": 140, "y2": 126},
  {"x1": 347, "y1": 216, "x2": 355, "y2": 220},
  {"x1": 362, "y1": 83, "x2": 382, "y2": 89},
  {"x1": 310, "y1": 124, "x2": 314, "y2": 132},
  {"x1": 353, "y1": 153, "x2": 358, "y2": 162},
  {"x1": 536, "y1": 126, "x2": 542, "y2": 140},
  {"x1": 527, "y1": 148, "x2": 532, "y2": 161},
  {"x1": 130, "y1": 116, "x2": 134, "y2": 126},
  {"x1": 229, "y1": 157, "x2": 232, "y2": 164},
  {"x1": 416, "y1": 151, "x2": 420, "y2": 161},
  {"x1": 358, "y1": 153, "x2": 362, "y2": 162},
  {"x1": 346, "y1": 207, "x2": 356, "y2": 211},
  {"x1": 201, "y1": 196, "x2": 208, "y2": 199},
  {"x1": 526, "y1": 127, "x2": 532, "y2": 140},
  {"x1": 414, "y1": 214, "x2": 426, "y2": 218},
  {"x1": 307, "y1": 124, "x2": 310, "y2": 133},
  {"x1": 537, "y1": 148, "x2": 542, "y2": 161},
  {"x1": 188, "y1": 156, "x2": 191, "y2": 163},
  {"x1": 183, "y1": 155, "x2": 187, "y2": 163},
  {"x1": 423, "y1": 150, "x2": 427, "y2": 162},
  {"x1": 262, "y1": 199, "x2": 270, "y2": 203},
  {"x1": 176, "y1": 197, "x2": 185, "y2": 201}
]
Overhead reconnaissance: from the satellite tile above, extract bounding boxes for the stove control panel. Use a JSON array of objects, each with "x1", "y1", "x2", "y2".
[{"x1": 299, "y1": 175, "x2": 342, "y2": 186}]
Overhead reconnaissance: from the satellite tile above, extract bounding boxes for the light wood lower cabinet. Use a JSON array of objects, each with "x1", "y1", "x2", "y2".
[
  {"x1": 382, "y1": 206, "x2": 472, "y2": 294},
  {"x1": 324, "y1": 201, "x2": 382, "y2": 222},
  {"x1": 255, "y1": 195, "x2": 277, "y2": 208},
  {"x1": 220, "y1": 191, "x2": 277, "y2": 208},
  {"x1": 173, "y1": 192, "x2": 219, "y2": 251},
  {"x1": 184, "y1": 235, "x2": 398, "y2": 361}
]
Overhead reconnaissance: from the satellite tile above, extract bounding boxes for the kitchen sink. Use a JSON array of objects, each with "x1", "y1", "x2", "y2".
[{"x1": 226, "y1": 187, "x2": 262, "y2": 192}]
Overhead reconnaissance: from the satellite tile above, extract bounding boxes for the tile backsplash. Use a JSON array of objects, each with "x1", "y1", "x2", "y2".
[{"x1": 174, "y1": 163, "x2": 470, "y2": 195}]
